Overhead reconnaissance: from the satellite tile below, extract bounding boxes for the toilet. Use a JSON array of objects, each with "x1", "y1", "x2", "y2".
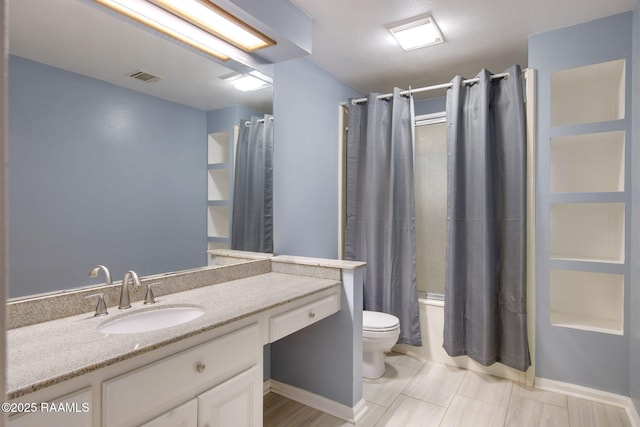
[{"x1": 362, "y1": 310, "x2": 401, "y2": 379}]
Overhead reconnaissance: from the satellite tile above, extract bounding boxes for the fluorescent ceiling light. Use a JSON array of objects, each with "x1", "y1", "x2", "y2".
[
  {"x1": 388, "y1": 15, "x2": 443, "y2": 51},
  {"x1": 148, "y1": 0, "x2": 275, "y2": 52},
  {"x1": 92, "y1": 0, "x2": 276, "y2": 60},
  {"x1": 225, "y1": 71, "x2": 273, "y2": 92}
]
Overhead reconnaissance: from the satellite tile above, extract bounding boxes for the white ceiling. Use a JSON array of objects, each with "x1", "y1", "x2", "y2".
[
  {"x1": 8, "y1": 0, "x2": 273, "y2": 112},
  {"x1": 8, "y1": 0, "x2": 638, "y2": 109},
  {"x1": 291, "y1": 0, "x2": 637, "y2": 99}
]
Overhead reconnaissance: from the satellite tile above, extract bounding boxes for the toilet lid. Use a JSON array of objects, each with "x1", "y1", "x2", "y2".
[{"x1": 363, "y1": 310, "x2": 400, "y2": 331}]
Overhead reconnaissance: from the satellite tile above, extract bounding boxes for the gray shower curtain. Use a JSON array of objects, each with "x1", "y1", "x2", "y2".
[
  {"x1": 346, "y1": 88, "x2": 422, "y2": 346},
  {"x1": 444, "y1": 65, "x2": 530, "y2": 371},
  {"x1": 231, "y1": 115, "x2": 273, "y2": 253}
]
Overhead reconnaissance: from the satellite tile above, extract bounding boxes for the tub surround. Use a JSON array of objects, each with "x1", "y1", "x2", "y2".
[{"x1": 7, "y1": 252, "x2": 365, "y2": 407}]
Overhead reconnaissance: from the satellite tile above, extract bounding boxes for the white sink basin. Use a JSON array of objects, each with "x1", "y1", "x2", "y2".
[{"x1": 98, "y1": 306, "x2": 205, "y2": 335}]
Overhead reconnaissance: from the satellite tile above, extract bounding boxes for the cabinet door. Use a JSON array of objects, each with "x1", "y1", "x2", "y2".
[
  {"x1": 197, "y1": 365, "x2": 262, "y2": 427},
  {"x1": 141, "y1": 399, "x2": 197, "y2": 427},
  {"x1": 8, "y1": 389, "x2": 92, "y2": 427}
]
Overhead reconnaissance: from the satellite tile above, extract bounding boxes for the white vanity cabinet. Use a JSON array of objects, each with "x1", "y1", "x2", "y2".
[
  {"x1": 6, "y1": 278, "x2": 343, "y2": 427},
  {"x1": 140, "y1": 400, "x2": 198, "y2": 427},
  {"x1": 103, "y1": 324, "x2": 261, "y2": 427},
  {"x1": 196, "y1": 365, "x2": 261, "y2": 426},
  {"x1": 141, "y1": 365, "x2": 261, "y2": 427},
  {"x1": 269, "y1": 292, "x2": 340, "y2": 342}
]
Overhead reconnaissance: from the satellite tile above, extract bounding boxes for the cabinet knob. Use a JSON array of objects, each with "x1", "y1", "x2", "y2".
[
  {"x1": 309, "y1": 311, "x2": 315, "y2": 319},
  {"x1": 196, "y1": 363, "x2": 206, "y2": 373}
]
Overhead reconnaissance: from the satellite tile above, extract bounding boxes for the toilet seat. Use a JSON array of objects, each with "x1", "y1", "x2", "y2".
[{"x1": 363, "y1": 310, "x2": 400, "y2": 332}]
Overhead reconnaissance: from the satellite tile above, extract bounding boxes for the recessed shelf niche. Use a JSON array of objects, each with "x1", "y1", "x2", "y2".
[
  {"x1": 208, "y1": 131, "x2": 230, "y2": 164},
  {"x1": 550, "y1": 269, "x2": 624, "y2": 335},
  {"x1": 550, "y1": 131, "x2": 625, "y2": 193},
  {"x1": 550, "y1": 203, "x2": 624, "y2": 263},
  {"x1": 551, "y1": 59, "x2": 625, "y2": 127},
  {"x1": 207, "y1": 205, "x2": 230, "y2": 238},
  {"x1": 208, "y1": 169, "x2": 229, "y2": 200}
]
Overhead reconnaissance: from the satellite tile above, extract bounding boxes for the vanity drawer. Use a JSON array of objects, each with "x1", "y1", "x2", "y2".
[
  {"x1": 103, "y1": 323, "x2": 260, "y2": 427},
  {"x1": 270, "y1": 290, "x2": 340, "y2": 342}
]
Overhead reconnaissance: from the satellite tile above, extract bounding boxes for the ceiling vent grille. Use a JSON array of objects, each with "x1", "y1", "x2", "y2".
[{"x1": 127, "y1": 70, "x2": 162, "y2": 83}]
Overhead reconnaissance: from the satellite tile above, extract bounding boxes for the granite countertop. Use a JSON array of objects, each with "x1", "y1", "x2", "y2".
[{"x1": 7, "y1": 272, "x2": 340, "y2": 399}]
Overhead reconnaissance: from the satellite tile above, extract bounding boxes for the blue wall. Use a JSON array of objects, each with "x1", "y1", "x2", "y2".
[
  {"x1": 529, "y1": 13, "x2": 633, "y2": 396},
  {"x1": 206, "y1": 104, "x2": 267, "y2": 134},
  {"x1": 8, "y1": 56, "x2": 207, "y2": 297},
  {"x1": 631, "y1": 3, "x2": 640, "y2": 414},
  {"x1": 272, "y1": 57, "x2": 361, "y2": 258},
  {"x1": 271, "y1": 57, "x2": 362, "y2": 406}
]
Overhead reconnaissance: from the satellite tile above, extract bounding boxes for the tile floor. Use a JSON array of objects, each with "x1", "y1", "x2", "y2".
[{"x1": 263, "y1": 353, "x2": 632, "y2": 427}]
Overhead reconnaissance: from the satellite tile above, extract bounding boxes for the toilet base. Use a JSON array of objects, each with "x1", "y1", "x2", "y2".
[{"x1": 362, "y1": 350, "x2": 386, "y2": 379}]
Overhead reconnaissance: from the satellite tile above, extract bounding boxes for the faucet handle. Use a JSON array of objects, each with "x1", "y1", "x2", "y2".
[
  {"x1": 144, "y1": 282, "x2": 160, "y2": 305},
  {"x1": 84, "y1": 293, "x2": 109, "y2": 317}
]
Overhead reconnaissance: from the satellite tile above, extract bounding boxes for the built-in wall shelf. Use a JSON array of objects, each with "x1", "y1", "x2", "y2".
[
  {"x1": 208, "y1": 169, "x2": 230, "y2": 201},
  {"x1": 550, "y1": 269, "x2": 624, "y2": 335},
  {"x1": 551, "y1": 59, "x2": 625, "y2": 127},
  {"x1": 546, "y1": 58, "x2": 628, "y2": 337},
  {"x1": 207, "y1": 163, "x2": 230, "y2": 170},
  {"x1": 207, "y1": 237, "x2": 229, "y2": 243},
  {"x1": 548, "y1": 119, "x2": 626, "y2": 138},
  {"x1": 207, "y1": 205, "x2": 230, "y2": 239},
  {"x1": 550, "y1": 203, "x2": 625, "y2": 264},
  {"x1": 549, "y1": 192, "x2": 625, "y2": 204},
  {"x1": 550, "y1": 131, "x2": 625, "y2": 193},
  {"x1": 549, "y1": 258, "x2": 625, "y2": 275},
  {"x1": 530, "y1": 13, "x2": 632, "y2": 391},
  {"x1": 207, "y1": 131, "x2": 231, "y2": 246},
  {"x1": 208, "y1": 132, "x2": 230, "y2": 165}
]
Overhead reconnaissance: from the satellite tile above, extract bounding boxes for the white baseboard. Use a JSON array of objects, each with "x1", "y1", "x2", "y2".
[
  {"x1": 536, "y1": 377, "x2": 639, "y2": 427},
  {"x1": 267, "y1": 379, "x2": 368, "y2": 423},
  {"x1": 629, "y1": 402, "x2": 640, "y2": 427},
  {"x1": 263, "y1": 379, "x2": 272, "y2": 396}
]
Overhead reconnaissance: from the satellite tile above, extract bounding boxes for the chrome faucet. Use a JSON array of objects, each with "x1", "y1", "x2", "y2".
[
  {"x1": 119, "y1": 270, "x2": 141, "y2": 310},
  {"x1": 88, "y1": 264, "x2": 112, "y2": 286}
]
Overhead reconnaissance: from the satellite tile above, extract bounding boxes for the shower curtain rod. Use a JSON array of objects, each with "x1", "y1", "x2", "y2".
[
  {"x1": 342, "y1": 70, "x2": 526, "y2": 106},
  {"x1": 245, "y1": 116, "x2": 274, "y2": 126}
]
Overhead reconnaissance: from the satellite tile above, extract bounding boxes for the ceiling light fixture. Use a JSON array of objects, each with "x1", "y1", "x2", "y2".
[
  {"x1": 387, "y1": 14, "x2": 444, "y2": 51},
  {"x1": 148, "y1": 0, "x2": 275, "y2": 52},
  {"x1": 92, "y1": 0, "x2": 276, "y2": 61},
  {"x1": 223, "y1": 71, "x2": 273, "y2": 92}
]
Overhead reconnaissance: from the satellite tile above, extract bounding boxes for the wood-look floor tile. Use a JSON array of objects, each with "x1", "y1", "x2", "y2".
[
  {"x1": 264, "y1": 393, "x2": 387, "y2": 427},
  {"x1": 440, "y1": 394, "x2": 507, "y2": 427},
  {"x1": 374, "y1": 394, "x2": 447, "y2": 427},
  {"x1": 385, "y1": 352, "x2": 425, "y2": 370},
  {"x1": 362, "y1": 362, "x2": 419, "y2": 407},
  {"x1": 568, "y1": 397, "x2": 631, "y2": 427},
  {"x1": 401, "y1": 360, "x2": 466, "y2": 407},
  {"x1": 263, "y1": 393, "x2": 325, "y2": 427},
  {"x1": 505, "y1": 395, "x2": 569, "y2": 427},
  {"x1": 264, "y1": 354, "x2": 634, "y2": 427},
  {"x1": 512, "y1": 383, "x2": 568, "y2": 408},
  {"x1": 457, "y1": 371, "x2": 513, "y2": 407}
]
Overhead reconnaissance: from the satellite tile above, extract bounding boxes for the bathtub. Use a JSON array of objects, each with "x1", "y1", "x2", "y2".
[{"x1": 392, "y1": 294, "x2": 530, "y2": 384}]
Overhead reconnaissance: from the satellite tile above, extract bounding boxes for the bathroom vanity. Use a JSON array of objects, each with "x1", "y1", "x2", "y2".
[{"x1": 5, "y1": 252, "x2": 365, "y2": 426}]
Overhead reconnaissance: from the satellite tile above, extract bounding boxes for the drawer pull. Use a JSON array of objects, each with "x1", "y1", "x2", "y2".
[
  {"x1": 196, "y1": 363, "x2": 206, "y2": 373},
  {"x1": 309, "y1": 311, "x2": 316, "y2": 319}
]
